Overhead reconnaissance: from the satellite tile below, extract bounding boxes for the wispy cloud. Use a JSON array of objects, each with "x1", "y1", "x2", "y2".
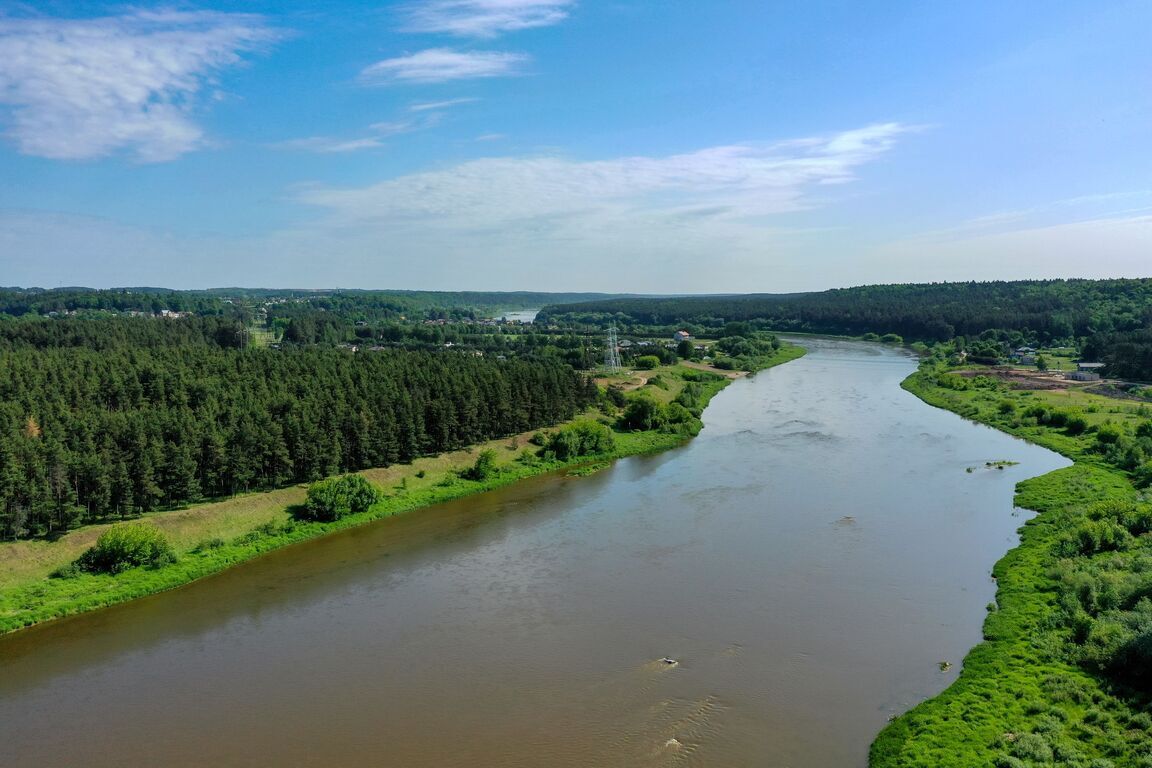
[
  {"x1": 409, "y1": 97, "x2": 480, "y2": 111},
  {"x1": 272, "y1": 136, "x2": 387, "y2": 154},
  {"x1": 295, "y1": 123, "x2": 910, "y2": 231},
  {"x1": 361, "y1": 48, "x2": 528, "y2": 84},
  {"x1": 272, "y1": 113, "x2": 445, "y2": 153},
  {"x1": 912, "y1": 189, "x2": 1152, "y2": 242},
  {"x1": 401, "y1": 0, "x2": 574, "y2": 38},
  {"x1": 0, "y1": 10, "x2": 279, "y2": 162}
]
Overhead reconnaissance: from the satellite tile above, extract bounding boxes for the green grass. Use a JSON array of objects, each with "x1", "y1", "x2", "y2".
[
  {"x1": 0, "y1": 345, "x2": 805, "y2": 635},
  {"x1": 871, "y1": 369, "x2": 1152, "y2": 767}
]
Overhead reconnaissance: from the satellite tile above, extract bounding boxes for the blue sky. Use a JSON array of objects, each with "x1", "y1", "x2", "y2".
[{"x1": 1, "y1": 1, "x2": 1150, "y2": 292}]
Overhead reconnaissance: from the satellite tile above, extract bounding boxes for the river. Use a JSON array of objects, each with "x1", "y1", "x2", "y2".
[{"x1": 0, "y1": 339, "x2": 1068, "y2": 767}]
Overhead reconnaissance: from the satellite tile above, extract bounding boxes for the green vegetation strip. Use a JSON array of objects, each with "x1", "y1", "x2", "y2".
[
  {"x1": 871, "y1": 367, "x2": 1152, "y2": 768},
  {"x1": 0, "y1": 346, "x2": 803, "y2": 636}
]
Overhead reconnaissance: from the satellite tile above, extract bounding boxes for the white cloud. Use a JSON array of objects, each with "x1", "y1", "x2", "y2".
[
  {"x1": 409, "y1": 97, "x2": 480, "y2": 111},
  {"x1": 272, "y1": 113, "x2": 445, "y2": 154},
  {"x1": 1, "y1": 124, "x2": 926, "y2": 292},
  {"x1": 361, "y1": 48, "x2": 529, "y2": 84},
  {"x1": 401, "y1": 0, "x2": 574, "y2": 38},
  {"x1": 295, "y1": 123, "x2": 912, "y2": 225},
  {"x1": 0, "y1": 10, "x2": 279, "y2": 162},
  {"x1": 271, "y1": 136, "x2": 387, "y2": 154},
  {"x1": 910, "y1": 189, "x2": 1152, "y2": 241}
]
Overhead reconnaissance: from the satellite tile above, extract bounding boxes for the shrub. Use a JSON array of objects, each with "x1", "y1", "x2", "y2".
[
  {"x1": 77, "y1": 524, "x2": 177, "y2": 574},
  {"x1": 617, "y1": 392, "x2": 667, "y2": 431},
  {"x1": 461, "y1": 449, "x2": 499, "y2": 481},
  {"x1": 1065, "y1": 413, "x2": 1090, "y2": 435},
  {"x1": 49, "y1": 562, "x2": 83, "y2": 579},
  {"x1": 301, "y1": 475, "x2": 382, "y2": 522},
  {"x1": 544, "y1": 420, "x2": 615, "y2": 460},
  {"x1": 1133, "y1": 461, "x2": 1152, "y2": 489},
  {"x1": 1011, "y1": 733, "x2": 1053, "y2": 762},
  {"x1": 633, "y1": 355, "x2": 661, "y2": 370},
  {"x1": 1096, "y1": 423, "x2": 1125, "y2": 445},
  {"x1": 191, "y1": 537, "x2": 226, "y2": 553}
]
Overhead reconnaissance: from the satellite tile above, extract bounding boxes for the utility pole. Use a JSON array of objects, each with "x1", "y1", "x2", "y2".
[{"x1": 604, "y1": 323, "x2": 622, "y2": 372}]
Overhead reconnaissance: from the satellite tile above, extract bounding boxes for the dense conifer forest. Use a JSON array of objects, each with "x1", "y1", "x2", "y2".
[
  {"x1": 0, "y1": 296, "x2": 598, "y2": 541},
  {"x1": 540, "y1": 279, "x2": 1152, "y2": 378}
]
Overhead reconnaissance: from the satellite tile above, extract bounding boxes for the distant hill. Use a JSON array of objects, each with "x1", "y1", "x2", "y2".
[{"x1": 539, "y1": 279, "x2": 1152, "y2": 344}]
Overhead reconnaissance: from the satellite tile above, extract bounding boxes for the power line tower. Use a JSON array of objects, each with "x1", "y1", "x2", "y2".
[{"x1": 604, "y1": 323, "x2": 622, "y2": 372}]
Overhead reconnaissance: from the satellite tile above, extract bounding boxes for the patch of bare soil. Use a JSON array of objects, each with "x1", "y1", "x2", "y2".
[{"x1": 955, "y1": 368, "x2": 1074, "y2": 390}]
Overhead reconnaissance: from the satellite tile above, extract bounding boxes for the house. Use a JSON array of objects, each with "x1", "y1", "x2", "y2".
[
  {"x1": 1076, "y1": 362, "x2": 1106, "y2": 372},
  {"x1": 1066, "y1": 371, "x2": 1101, "y2": 382},
  {"x1": 674, "y1": 330, "x2": 691, "y2": 342}
]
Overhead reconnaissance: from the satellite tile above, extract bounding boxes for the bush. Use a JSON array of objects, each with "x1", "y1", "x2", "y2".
[
  {"x1": 1011, "y1": 733, "x2": 1053, "y2": 762},
  {"x1": 1065, "y1": 412, "x2": 1090, "y2": 435},
  {"x1": 77, "y1": 523, "x2": 177, "y2": 574},
  {"x1": 544, "y1": 420, "x2": 615, "y2": 460},
  {"x1": 633, "y1": 355, "x2": 661, "y2": 370},
  {"x1": 617, "y1": 392, "x2": 667, "y2": 431},
  {"x1": 49, "y1": 562, "x2": 83, "y2": 579},
  {"x1": 191, "y1": 537, "x2": 226, "y2": 553},
  {"x1": 1133, "y1": 461, "x2": 1152, "y2": 489},
  {"x1": 301, "y1": 474, "x2": 382, "y2": 522},
  {"x1": 1096, "y1": 423, "x2": 1125, "y2": 445},
  {"x1": 461, "y1": 449, "x2": 499, "y2": 481}
]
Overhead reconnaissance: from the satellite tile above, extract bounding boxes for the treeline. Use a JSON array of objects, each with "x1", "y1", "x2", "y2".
[
  {"x1": 265, "y1": 289, "x2": 627, "y2": 325},
  {"x1": 0, "y1": 346, "x2": 595, "y2": 540},
  {"x1": 0, "y1": 287, "x2": 227, "y2": 316},
  {"x1": 1081, "y1": 329, "x2": 1152, "y2": 380},
  {"x1": 0, "y1": 315, "x2": 248, "y2": 351},
  {"x1": 0, "y1": 286, "x2": 627, "y2": 324},
  {"x1": 540, "y1": 279, "x2": 1152, "y2": 341},
  {"x1": 540, "y1": 279, "x2": 1152, "y2": 379}
]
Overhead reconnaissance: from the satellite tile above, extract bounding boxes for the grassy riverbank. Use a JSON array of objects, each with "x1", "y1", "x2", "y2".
[
  {"x1": 0, "y1": 345, "x2": 804, "y2": 635},
  {"x1": 871, "y1": 366, "x2": 1152, "y2": 768}
]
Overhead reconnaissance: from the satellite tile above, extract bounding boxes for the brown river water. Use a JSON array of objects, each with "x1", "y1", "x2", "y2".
[{"x1": 0, "y1": 339, "x2": 1068, "y2": 767}]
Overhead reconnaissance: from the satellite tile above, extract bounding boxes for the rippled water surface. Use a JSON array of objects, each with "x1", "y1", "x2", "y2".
[{"x1": 0, "y1": 340, "x2": 1068, "y2": 767}]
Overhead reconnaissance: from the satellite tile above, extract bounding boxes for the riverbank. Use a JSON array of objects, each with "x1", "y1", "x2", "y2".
[
  {"x1": 0, "y1": 345, "x2": 805, "y2": 635},
  {"x1": 871, "y1": 365, "x2": 1152, "y2": 767}
]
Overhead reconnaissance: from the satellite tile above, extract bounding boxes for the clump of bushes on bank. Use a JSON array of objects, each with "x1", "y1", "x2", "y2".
[
  {"x1": 616, "y1": 392, "x2": 698, "y2": 435},
  {"x1": 299, "y1": 475, "x2": 382, "y2": 522},
  {"x1": 70, "y1": 523, "x2": 177, "y2": 575},
  {"x1": 538, "y1": 420, "x2": 615, "y2": 461}
]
